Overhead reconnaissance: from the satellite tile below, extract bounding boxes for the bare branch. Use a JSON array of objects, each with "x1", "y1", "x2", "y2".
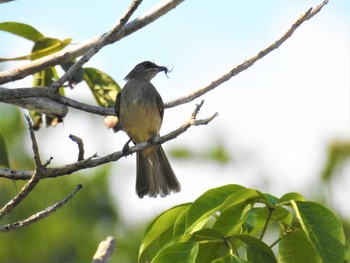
[
  {"x1": 51, "y1": 0, "x2": 143, "y2": 90},
  {"x1": 92, "y1": 236, "x2": 116, "y2": 263},
  {"x1": 165, "y1": 0, "x2": 329, "y2": 108},
  {"x1": 25, "y1": 115, "x2": 42, "y2": 169},
  {"x1": 0, "y1": 171, "x2": 40, "y2": 219},
  {"x1": 0, "y1": 0, "x2": 185, "y2": 84},
  {"x1": 0, "y1": 184, "x2": 83, "y2": 232},
  {"x1": 69, "y1": 134, "x2": 85, "y2": 161},
  {"x1": 0, "y1": 102, "x2": 218, "y2": 181}
]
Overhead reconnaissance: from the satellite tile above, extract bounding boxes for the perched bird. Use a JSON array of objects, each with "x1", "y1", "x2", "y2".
[{"x1": 115, "y1": 61, "x2": 180, "y2": 198}]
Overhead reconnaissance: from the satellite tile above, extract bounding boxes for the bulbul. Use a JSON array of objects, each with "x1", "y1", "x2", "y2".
[{"x1": 115, "y1": 61, "x2": 181, "y2": 198}]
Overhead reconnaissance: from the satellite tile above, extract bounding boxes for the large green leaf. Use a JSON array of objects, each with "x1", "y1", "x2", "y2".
[
  {"x1": 84, "y1": 67, "x2": 121, "y2": 108},
  {"x1": 238, "y1": 235, "x2": 277, "y2": 263},
  {"x1": 0, "y1": 21, "x2": 44, "y2": 42},
  {"x1": 191, "y1": 229, "x2": 228, "y2": 262},
  {"x1": 186, "y1": 185, "x2": 258, "y2": 231},
  {"x1": 152, "y1": 241, "x2": 199, "y2": 263},
  {"x1": 278, "y1": 228, "x2": 322, "y2": 263},
  {"x1": 212, "y1": 203, "x2": 251, "y2": 236},
  {"x1": 292, "y1": 201, "x2": 346, "y2": 263},
  {"x1": 0, "y1": 134, "x2": 10, "y2": 168},
  {"x1": 139, "y1": 203, "x2": 191, "y2": 262}
]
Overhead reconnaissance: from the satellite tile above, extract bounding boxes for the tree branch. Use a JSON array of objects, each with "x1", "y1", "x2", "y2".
[
  {"x1": 50, "y1": 0, "x2": 143, "y2": 90},
  {"x1": 0, "y1": 184, "x2": 83, "y2": 232},
  {"x1": 0, "y1": 0, "x2": 329, "y2": 117},
  {"x1": 165, "y1": 0, "x2": 329, "y2": 108},
  {"x1": 0, "y1": 102, "x2": 218, "y2": 181},
  {"x1": 0, "y1": 0, "x2": 185, "y2": 84}
]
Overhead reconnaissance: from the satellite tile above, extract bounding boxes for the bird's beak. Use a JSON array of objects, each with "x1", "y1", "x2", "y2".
[{"x1": 156, "y1": 65, "x2": 171, "y2": 78}]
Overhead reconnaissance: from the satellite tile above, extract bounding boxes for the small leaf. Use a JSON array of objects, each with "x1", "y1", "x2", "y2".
[
  {"x1": 0, "y1": 134, "x2": 10, "y2": 168},
  {"x1": 0, "y1": 21, "x2": 44, "y2": 42},
  {"x1": 152, "y1": 242, "x2": 199, "y2": 263},
  {"x1": 291, "y1": 201, "x2": 346, "y2": 263},
  {"x1": 84, "y1": 67, "x2": 121, "y2": 108},
  {"x1": 30, "y1": 37, "x2": 72, "y2": 60},
  {"x1": 278, "y1": 228, "x2": 322, "y2": 263}
]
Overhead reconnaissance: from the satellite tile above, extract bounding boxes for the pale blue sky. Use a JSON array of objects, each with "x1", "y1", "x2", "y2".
[{"x1": 1, "y1": 1, "x2": 349, "y2": 223}]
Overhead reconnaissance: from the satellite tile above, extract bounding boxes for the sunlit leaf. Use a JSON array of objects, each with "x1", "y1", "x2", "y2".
[
  {"x1": 187, "y1": 185, "x2": 258, "y2": 232},
  {"x1": 152, "y1": 242, "x2": 199, "y2": 263},
  {"x1": 212, "y1": 203, "x2": 251, "y2": 236},
  {"x1": 278, "y1": 228, "x2": 322, "y2": 263},
  {"x1": 291, "y1": 201, "x2": 346, "y2": 263},
  {"x1": 0, "y1": 21, "x2": 44, "y2": 42},
  {"x1": 139, "y1": 203, "x2": 191, "y2": 262},
  {"x1": 30, "y1": 37, "x2": 72, "y2": 61},
  {"x1": 278, "y1": 192, "x2": 305, "y2": 204},
  {"x1": 84, "y1": 67, "x2": 121, "y2": 108}
]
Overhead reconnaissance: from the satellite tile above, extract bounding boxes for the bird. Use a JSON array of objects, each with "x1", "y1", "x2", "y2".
[{"x1": 115, "y1": 61, "x2": 181, "y2": 198}]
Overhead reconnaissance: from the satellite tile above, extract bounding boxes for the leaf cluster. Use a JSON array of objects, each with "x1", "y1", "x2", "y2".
[{"x1": 139, "y1": 184, "x2": 347, "y2": 263}]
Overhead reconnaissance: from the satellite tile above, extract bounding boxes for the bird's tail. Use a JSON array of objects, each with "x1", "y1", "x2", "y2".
[{"x1": 136, "y1": 145, "x2": 180, "y2": 198}]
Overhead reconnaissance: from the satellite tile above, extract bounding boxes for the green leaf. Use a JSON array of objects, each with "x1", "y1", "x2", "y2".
[
  {"x1": 212, "y1": 203, "x2": 252, "y2": 236},
  {"x1": 152, "y1": 242, "x2": 199, "y2": 263},
  {"x1": 139, "y1": 203, "x2": 191, "y2": 262},
  {"x1": 212, "y1": 255, "x2": 249, "y2": 263},
  {"x1": 238, "y1": 235, "x2": 277, "y2": 263},
  {"x1": 278, "y1": 193, "x2": 305, "y2": 204},
  {"x1": 186, "y1": 185, "x2": 258, "y2": 232},
  {"x1": 191, "y1": 228, "x2": 224, "y2": 242},
  {"x1": 278, "y1": 228, "x2": 322, "y2": 263},
  {"x1": 291, "y1": 201, "x2": 346, "y2": 263},
  {"x1": 84, "y1": 67, "x2": 121, "y2": 107},
  {"x1": 0, "y1": 21, "x2": 44, "y2": 42},
  {"x1": 271, "y1": 206, "x2": 293, "y2": 226},
  {"x1": 0, "y1": 134, "x2": 10, "y2": 168},
  {"x1": 30, "y1": 37, "x2": 72, "y2": 60}
]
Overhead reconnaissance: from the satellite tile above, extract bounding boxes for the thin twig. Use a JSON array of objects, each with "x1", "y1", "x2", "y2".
[
  {"x1": 0, "y1": 0, "x2": 185, "y2": 84},
  {"x1": 165, "y1": 0, "x2": 329, "y2": 108},
  {"x1": 0, "y1": 1, "x2": 329, "y2": 116},
  {"x1": 51, "y1": 0, "x2": 143, "y2": 90},
  {"x1": 92, "y1": 236, "x2": 116, "y2": 263},
  {"x1": 0, "y1": 103, "x2": 218, "y2": 181},
  {"x1": 25, "y1": 115, "x2": 42, "y2": 169},
  {"x1": 69, "y1": 134, "x2": 85, "y2": 161},
  {"x1": 0, "y1": 171, "x2": 40, "y2": 219},
  {"x1": 0, "y1": 184, "x2": 83, "y2": 232}
]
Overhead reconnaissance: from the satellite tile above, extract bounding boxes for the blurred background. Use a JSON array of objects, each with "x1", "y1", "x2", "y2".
[{"x1": 0, "y1": 0, "x2": 349, "y2": 262}]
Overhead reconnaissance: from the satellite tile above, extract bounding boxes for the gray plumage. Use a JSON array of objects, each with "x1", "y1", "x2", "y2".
[{"x1": 115, "y1": 61, "x2": 180, "y2": 198}]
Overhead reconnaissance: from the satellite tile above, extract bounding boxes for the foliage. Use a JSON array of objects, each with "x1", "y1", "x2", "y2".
[
  {"x1": 0, "y1": 22, "x2": 120, "y2": 129},
  {"x1": 139, "y1": 184, "x2": 347, "y2": 263}
]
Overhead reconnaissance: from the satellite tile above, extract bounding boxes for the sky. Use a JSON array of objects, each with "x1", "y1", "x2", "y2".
[{"x1": 0, "y1": 0, "x2": 349, "y2": 225}]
